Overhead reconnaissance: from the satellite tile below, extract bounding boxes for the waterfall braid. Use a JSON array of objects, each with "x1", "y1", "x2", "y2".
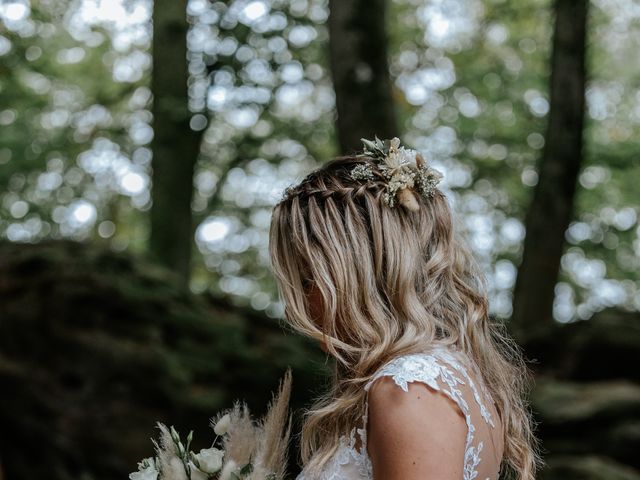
[{"x1": 268, "y1": 155, "x2": 541, "y2": 480}]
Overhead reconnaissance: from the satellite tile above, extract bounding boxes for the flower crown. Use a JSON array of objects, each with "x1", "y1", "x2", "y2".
[{"x1": 350, "y1": 136, "x2": 443, "y2": 211}]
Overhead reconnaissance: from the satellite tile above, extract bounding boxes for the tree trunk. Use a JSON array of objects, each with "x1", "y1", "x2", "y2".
[
  {"x1": 328, "y1": 0, "x2": 398, "y2": 154},
  {"x1": 511, "y1": 0, "x2": 589, "y2": 342},
  {"x1": 149, "y1": 0, "x2": 201, "y2": 284}
]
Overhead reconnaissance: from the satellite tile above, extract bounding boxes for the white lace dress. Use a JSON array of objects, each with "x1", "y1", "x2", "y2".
[{"x1": 295, "y1": 345, "x2": 502, "y2": 480}]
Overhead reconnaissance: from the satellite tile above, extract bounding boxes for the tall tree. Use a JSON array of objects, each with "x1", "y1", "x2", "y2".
[
  {"x1": 328, "y1": 0, "x2": 398, "y2": 154},
  {"x1": 149, "y1": 0, "x2": 201, "y2": 284},
  {"x1": 511, "y1": 0, "x2": 589, "y2": 342}
]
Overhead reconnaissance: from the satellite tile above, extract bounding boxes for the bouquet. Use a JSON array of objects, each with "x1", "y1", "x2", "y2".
[{"x1": 130, "y1": 369, "x2": 293, "y2": 480}]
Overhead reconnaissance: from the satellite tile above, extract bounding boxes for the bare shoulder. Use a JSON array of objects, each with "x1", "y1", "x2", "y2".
[{"x1": 366, "y1": 376, "x2": 468, "y2": 480}]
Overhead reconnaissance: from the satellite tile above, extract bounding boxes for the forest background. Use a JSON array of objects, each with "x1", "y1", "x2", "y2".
[{"x1": 0, "y1": 0, "x2": 639, "y2": 478}]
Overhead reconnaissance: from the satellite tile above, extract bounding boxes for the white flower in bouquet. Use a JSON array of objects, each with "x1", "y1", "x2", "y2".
[
  {"x1": 192, "y1": 447, "x2": 224, "y2": 474},
  {"x1": 129, "y1": 457, "x2": 158, "y2": 480}
]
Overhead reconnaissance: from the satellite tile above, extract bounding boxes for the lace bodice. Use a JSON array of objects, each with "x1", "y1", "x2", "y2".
[{"x1": 295, "y1": 345, "x2": 502, "y2": 480}]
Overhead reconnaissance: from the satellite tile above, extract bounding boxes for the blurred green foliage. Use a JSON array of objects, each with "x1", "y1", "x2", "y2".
[{"x1": 0, "y1": 0, "x2": 638, "y2": 336}]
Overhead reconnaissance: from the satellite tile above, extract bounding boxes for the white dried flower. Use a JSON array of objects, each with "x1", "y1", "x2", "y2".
[
  {"x1": 129, "y1": 457, "x2": 159, "y2": 480},
  {"x1": 415, "y1": 165, "x2": 444, "y2": 198},
  {"x1": 382, "y1": 137, "x2": 416, "y2": 173},
  {"x1": 214, "y1": 413, "x2": 232, "y2": 436},
  {"x1": 350, "y1": 163, "x2": 375, "y2": 181}
]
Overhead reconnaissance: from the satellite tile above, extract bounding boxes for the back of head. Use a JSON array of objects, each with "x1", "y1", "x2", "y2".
[
  {"x1": 268, "y1": 150, "x2": 539, "y2": 480},
  {"x1": 269, "y1": 153, "x2": 484, "y2": 365}
]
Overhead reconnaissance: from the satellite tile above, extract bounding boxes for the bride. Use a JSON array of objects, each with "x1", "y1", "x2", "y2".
[{"x1": 268, "y1": 138, "x2": 540, "y2": 480}]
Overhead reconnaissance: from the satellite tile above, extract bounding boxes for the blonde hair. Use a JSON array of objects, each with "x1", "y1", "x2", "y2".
[{"x1": 268, "y1": 155, "x2": 540, "y2": 479}]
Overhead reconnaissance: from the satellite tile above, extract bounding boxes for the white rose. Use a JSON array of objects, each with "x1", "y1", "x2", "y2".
[
  {"x1": 213, "y1": 414, "x2": 231, "y2": 436},
  {"x1": 188, "y1": 461, "x2": 209, "y2": 480},
  {"x1": 129, "y1": 457, "x2": 158, "y2": 480},
  {"x1": 193, "y1": 447, "x2": 224, "y2": 474}
]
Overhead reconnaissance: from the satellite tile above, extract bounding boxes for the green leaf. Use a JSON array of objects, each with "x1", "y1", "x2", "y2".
[
  {"x1": 361, "y1": 136, "x2": 390, "y2": 159},
  {"x1": 239, "y1": 462, "x2": 253, "y2": 475}
]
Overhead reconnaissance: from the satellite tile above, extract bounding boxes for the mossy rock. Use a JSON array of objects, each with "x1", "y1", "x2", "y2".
[
  {"x1": 540, "y1": 455, "x2": 640, "y2": 480},
  {"x1": 532, "y1": 378, "x2": 640, "y2": 468},
  {"x1": 524, "y1": 309, "x2": 640, "y2": 381},
  {"x1": 532, "y1": 378, "x2": 640, "y2": 425},
  {"x1": 0, "y1": 240, "x2": 327, "y2": 480}
]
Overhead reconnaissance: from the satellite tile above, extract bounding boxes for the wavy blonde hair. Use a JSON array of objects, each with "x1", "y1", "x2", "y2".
[{"x1": 268, "y1": 155, "x2": 540, "y2": 479}]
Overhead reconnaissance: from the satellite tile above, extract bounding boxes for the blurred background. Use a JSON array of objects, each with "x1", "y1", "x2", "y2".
[{"x1": 0, "y1": 0, "x2": 639, "y2": 478}]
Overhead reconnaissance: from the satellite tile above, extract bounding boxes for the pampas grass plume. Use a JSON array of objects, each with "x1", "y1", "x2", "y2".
[
  {"x1": 216, "y1": 401, "x2": 260, "y2": 468},
  {"x1": 248, "y1": 368, "x2": 293, "y2": 480},
  {"x1": 153, "y1": 422, "x2": 188, "y2": 480}
]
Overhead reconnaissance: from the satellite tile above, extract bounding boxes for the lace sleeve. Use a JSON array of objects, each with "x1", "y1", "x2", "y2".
[{"x1": 359, "y1": 348, "x2": 497, "y2": 480}]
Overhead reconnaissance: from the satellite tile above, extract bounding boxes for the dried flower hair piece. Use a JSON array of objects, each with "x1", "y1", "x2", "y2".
[{"x1": 350, "y1": 136, "x2": 443, "y2": 211}]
